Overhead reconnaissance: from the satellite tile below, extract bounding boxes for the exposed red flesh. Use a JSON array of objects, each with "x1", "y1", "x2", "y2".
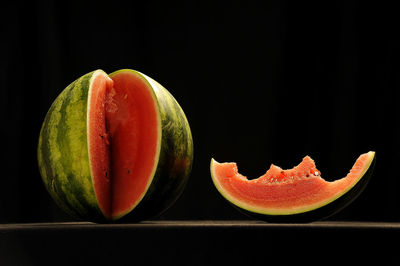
[
  {"x1": 88, "y1": 74, "x2": 112, "y2": 217},
  {"x1": 88, "y1": 71, "x2": 159, "y2": 219}
]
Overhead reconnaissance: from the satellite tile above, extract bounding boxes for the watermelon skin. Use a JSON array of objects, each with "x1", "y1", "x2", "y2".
[
  {"x1": 38, "y1": 70, "x2": 106, "y2": 221},
  {"x1": 212, "y1": 155, "x2": 376, "y2": 223},
  {"x1": 37, "y1": 69, "x2": 193, "y2": 222}
]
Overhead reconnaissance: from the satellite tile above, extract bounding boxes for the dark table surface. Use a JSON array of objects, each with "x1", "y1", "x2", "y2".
[
  {"x1": 1, "y1": 220, "x2": 398, "y2": 265},
  {"x1": 1, "y1": 219, "x2": 400, "y2": 230}
]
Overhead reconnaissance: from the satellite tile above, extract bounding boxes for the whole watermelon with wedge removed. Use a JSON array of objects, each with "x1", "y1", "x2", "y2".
[
  {"x1": 210, "y1": 152, "x2": 375, "y2": 222},
  {"x1": 38, "y1": 69, "x2": 193, "y2": 222}
]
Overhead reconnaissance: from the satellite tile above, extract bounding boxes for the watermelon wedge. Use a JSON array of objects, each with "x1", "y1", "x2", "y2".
[{"x1": 210, "y1": 151, "x2": 375, "y2": 222}]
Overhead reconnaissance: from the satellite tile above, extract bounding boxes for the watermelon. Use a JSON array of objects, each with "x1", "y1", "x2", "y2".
[
  {"x1": 210, "y1": 151, "x2": 375, "y2": 222},
  {"x1": 38, "y1": 69, "x2": 193, "y2": 222}
]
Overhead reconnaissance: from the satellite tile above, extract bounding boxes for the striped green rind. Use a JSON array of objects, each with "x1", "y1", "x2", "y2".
[
  {"x1": 109, "y1": 70, "x2": 194, "y2": 221},
  {"x1": 38, "y1": 70, "x2": 105, "y2": 221}
]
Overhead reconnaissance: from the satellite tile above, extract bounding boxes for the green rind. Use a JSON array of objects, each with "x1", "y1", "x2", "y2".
[
  {"x1": 210, "y1": 153, "x2": 375, "y2": 222},
  {"x1": 38, "y1": 70, "x2": 106, "y2": 221},
  {"x1": 109, "y1": 70, "x2": 193, "y2": 222}
]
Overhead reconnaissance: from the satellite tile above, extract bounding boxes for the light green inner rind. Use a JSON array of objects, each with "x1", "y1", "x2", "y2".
[{"x1": 210, "y1": 152, "x2": 375, "y2": 216}]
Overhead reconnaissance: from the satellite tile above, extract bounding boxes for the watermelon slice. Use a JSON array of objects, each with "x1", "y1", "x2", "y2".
[{"x1": 210, "y1": 151, "x2": 375, "y2": 222}]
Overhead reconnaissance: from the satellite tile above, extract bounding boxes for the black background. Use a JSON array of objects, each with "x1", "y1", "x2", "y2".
[{"x1": 1, "y1": 0, "x2": 400, "y2": 223}]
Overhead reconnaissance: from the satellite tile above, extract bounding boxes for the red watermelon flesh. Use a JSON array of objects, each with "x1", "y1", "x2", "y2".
[
  {"x1": 210, "y1": 151, "x2": 375, "y2": 216},
  {"x1": 88, "y1": 72, "x2": 160, "y2": 219}
]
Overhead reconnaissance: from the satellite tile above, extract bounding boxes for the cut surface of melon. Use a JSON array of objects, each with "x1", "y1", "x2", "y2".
[
  {"x1": 210, "y1": 151, "x2": 375, "y2": 215},
  {"x1": 88, "y1": 70, "x2": 161, "y2": 219}
]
